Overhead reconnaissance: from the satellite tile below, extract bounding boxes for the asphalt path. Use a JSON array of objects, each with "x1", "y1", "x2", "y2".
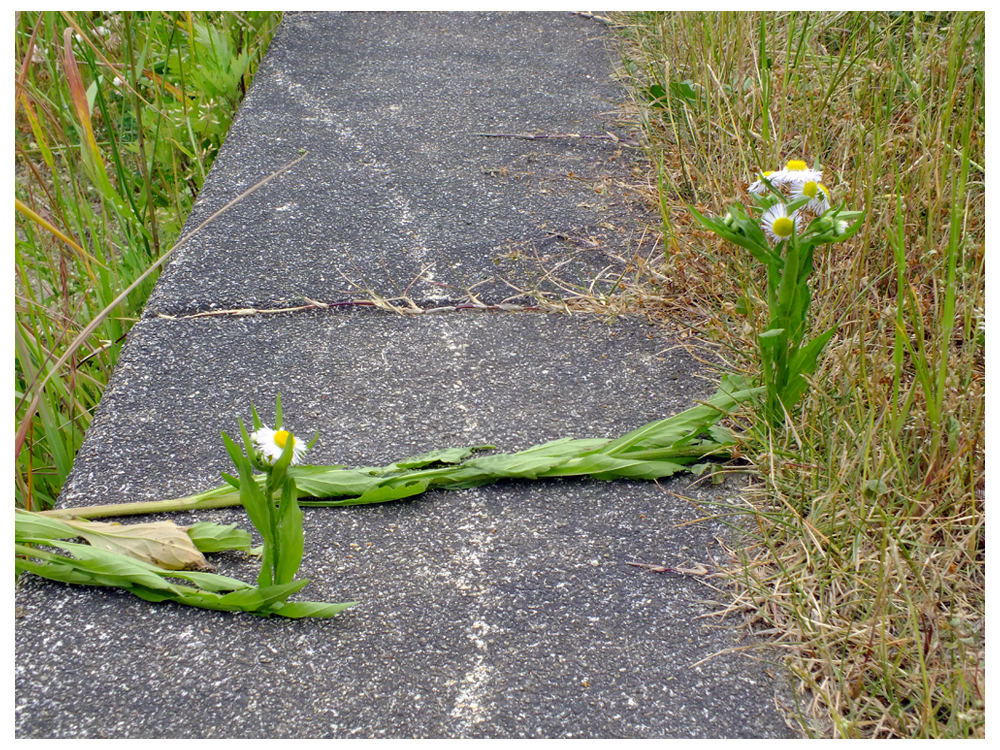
[{"x1": 15, "y1": 13, "x2": 797, "y2": 738}]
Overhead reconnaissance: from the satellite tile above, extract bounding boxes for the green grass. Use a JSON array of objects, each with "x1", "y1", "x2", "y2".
[
  {"x1": 612, "y1": 11, "x2": 984, "y2": 738},
  {"x1": 15, "y1": 11, "x2": 283, "y2": 511}
]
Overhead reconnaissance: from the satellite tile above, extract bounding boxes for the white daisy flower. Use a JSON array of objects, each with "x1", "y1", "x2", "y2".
[
  {"x1": 749, "y1": 170, "x2": 778, "y2": 195},
  {"x1": 760, "y1": 203, "x2": 802, "y2": 242},
  {"x1": 251, "y1": 426, "x2": 307, "y2": 466},
  {"x1": 777, "y1": 159, "x2": 823, "y2": 186},
  {"x1": 791, "y1": 179, "x2": 831, "y2": 214}
]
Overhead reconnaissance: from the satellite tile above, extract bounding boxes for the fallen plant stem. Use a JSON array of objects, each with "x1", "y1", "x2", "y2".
[{"x1": 41, "y1": 375, "x2": 759, "y2": 521}]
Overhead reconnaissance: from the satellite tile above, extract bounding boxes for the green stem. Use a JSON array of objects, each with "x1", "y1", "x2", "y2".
[{"x1": 39, "y1": 486, "x2": 245, "y2": 520}]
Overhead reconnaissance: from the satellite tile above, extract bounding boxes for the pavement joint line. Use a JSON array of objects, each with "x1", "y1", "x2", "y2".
[
  {"x1": 470, "y1": 130, "x2": 642, "y2": 148},
  {"x1": 153, "y1": 299, "x2": 548, "y2": 320}
]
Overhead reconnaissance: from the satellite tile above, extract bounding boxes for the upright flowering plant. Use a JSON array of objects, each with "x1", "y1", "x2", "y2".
[
  {"x1": 221, "y1": 394, "x2": 317, "y2": 589},
  {"x1": 691, "y1": 160, "x2": 864, "y2": 428}
]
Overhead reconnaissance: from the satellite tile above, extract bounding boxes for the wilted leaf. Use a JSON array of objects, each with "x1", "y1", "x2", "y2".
[{"x1": 61, "y1": 518, "x2": 215, "y2": 572}]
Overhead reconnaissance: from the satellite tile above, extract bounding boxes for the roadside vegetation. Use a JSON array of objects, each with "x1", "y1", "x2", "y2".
[
  {"x1": 14, "y1": 11, "x2": 283, "y2": 511},
  {"x1": 14, "y1": 10, "x2": 984, "y2": 739},
  {"x1": 612, "y1": 11, "x2": 984, "y2": 739}
]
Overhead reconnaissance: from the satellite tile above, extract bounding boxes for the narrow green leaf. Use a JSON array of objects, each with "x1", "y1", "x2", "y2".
[
  {"x1": 287, "y1": 466, "x2": 380, "y2": 498},
  {"x1": 15, "y1": 509, "x2": 80, "y2": 541},
  {"x1": 16, "y1": 555, "x2": 121, "y2": 588},
  {"x1": 217, "y1": 580, "x2": 310, "y2": 610},
  {"x1": 516, "y1": 437, "x2": 609, "y2": 456},
  {"x1": 393, "y1": 445, "x2": 495, "y2": 469},
  {"x1": 781, "y1": 327, "x2": 837, "y2": 407},
  {"x1": 539, "y1": 454, "x2": 691, "y2": 481},
  {"x1": 264, "y1": 600, "x2": 358, "y2": 618},
  {"x1": 39, "y1": 541, "x2": 183, "y2": 593},
  {"x1": 460, "y1": 453, "x2": 564, "y2": 479},
  {"x1": 223, "y1": 431, "x2": 272, "y2": 549},
  {"x1": 274, "y1": 479, "x2": 304, "y2": 586}
]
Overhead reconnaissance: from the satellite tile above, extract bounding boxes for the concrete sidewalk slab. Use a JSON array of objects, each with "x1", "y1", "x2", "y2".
[
  {"x1": 17, "y1": 311, "x2": 792, "y2": 738},
  {"x1": 146, "y1": 12, "x2": 652, "y2": 317},
  {"x1": 15, "y1": 12, "x2": 798, "y2": 738}
]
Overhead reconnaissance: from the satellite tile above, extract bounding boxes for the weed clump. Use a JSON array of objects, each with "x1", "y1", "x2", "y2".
[{"x1": 613, "y1": 10, "x2": 984, "y2": 738}]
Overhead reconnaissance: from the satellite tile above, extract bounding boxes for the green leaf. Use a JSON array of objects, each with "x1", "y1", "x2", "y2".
[
  {"x1": 601, "y1": 375, "x2": 756, "y2": 455},
  {"x1": 16, "y1": 554, "x2": 120, "y2": 588},
  {"x1": 161, "y1": 568, "x2": 253, "y2": 593},
  {"x1": 863, "y1": 478, "x2": 890, "y2": 498},
  {"x1": 309, "y1": 479, "x2": 432, "y2": 507},
  {"x1": 39, "y1": 541, "x2": 183, "y2": 593},
  {"x1": 216, "y1": 580, "x2": 310, "y2": 610},
  {"x1": 186, "y1": 521, "x2": 254, "y2": 553},
  {"x1": 274, "y1": 479, "x2": 304, "y2": 586},
  {"x1": 223, "y1": 432, "x2": 272, "y2": 549},
  {"x1": 540, "y1": 454, "x2": 691, "y2": 481},
  {"x1": 706, "y1": 425, "x2": 736, "y2": 445},
  {"x1": 393, "y1": 445, "x2": 495, "y2": 469},
  {"x1": 669, "y1": 79, "x2": 700, "y2": 105},
  {"x1": 517, "y1": 437, "x2": 610, "y2": 457},
  {"x1": 460, "y1": 452, "x2": 564, "y2": 479},
  {"x1": 781, "y1": 327, "x2": 837, "y2": 407},
  {"x1": 688, "y1": 462, "x2": 712, "y2": 476},
  {"x1": 18, "y1": 530, "x2": 350, "y2": 617},
  {"x1": 221, "y1": 430, "x2": 248, "y2": 474},
  {"x1": 15, "y1": 509, "x2": 80, "y2": 540},
  {"x1": 644, "y1": 83, "x2": 668, "y2": 107},
  {"x1": 289, "y1": 466, "x2": 382, "y2": 498},
  {"x1": 691, "y1": 205, "x2": 780, "y2": 268},
  {"x1": 264, "y1": 600, "x2": 358, "y2": 619}
]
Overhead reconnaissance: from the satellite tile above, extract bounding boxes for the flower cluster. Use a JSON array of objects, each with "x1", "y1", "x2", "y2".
[
  {"x1": 690, "y1": 158, "x2": 864, "y2": 428},
  {"x1": 749, "y1": 159, "x2": 832, "y2": 243}
]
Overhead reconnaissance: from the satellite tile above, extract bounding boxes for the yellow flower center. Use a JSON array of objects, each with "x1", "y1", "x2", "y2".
[
  {"x1": 803, "y1": 181, "x2": 818, "y2": 198},
  {"x1": 274, "y1": 430, "x2": 293, "y2": 449},
  {"x1": 773, "y1": 216, "x2": 795, "y2": 237},
  {"x1": 786, "y1": 159, "x2": 808, "y2": 171}
]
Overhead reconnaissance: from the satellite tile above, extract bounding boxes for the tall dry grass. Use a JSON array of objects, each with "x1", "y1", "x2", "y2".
[{"x1": 613, "y1": 11, "x2": 984, "y2": 738}]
